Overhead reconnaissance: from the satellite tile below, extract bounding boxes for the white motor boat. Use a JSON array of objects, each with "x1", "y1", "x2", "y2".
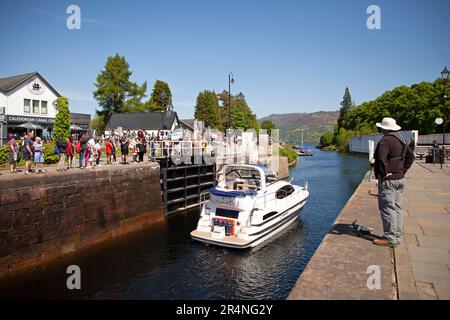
[{"x1": 191, "y1": 164, "x2": 309, "y2": 249}]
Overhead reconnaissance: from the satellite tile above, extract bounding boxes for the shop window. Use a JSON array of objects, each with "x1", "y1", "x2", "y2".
[
  {"x1": 24, "y1": 99, "x2": 30, "y2": 113},
  {"x1": 33, "y1": 100, "x2": 39, "y2": 113},
  {"x1": 41, "y1": 101, "x2": 48, "y2": 114}
]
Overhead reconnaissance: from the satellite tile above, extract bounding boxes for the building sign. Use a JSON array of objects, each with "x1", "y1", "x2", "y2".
[
  {"x1": 6, "y1": 115, "x2": 55, "y2": 124},
  {"x1": 27, "y1": 79, "x2": 45, "y2": 95}
]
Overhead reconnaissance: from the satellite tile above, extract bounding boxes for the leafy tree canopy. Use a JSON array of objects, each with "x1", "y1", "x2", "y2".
[
  {"x1": 93, "y1": 54, "x2": 148, "y2": 117},
  {"x1": 337, "y1": 86, "x2": 354, "y2": 130},
  {"x1": 320, "y1": 78, "x2": 449, "y2": 151},
  {"x1": 341, "y1": 79, "x2": 448, "y2": 134},
  {"x1": 219, "y1": 91, "x2": 259, "y2": 131},
  {"x1": 260, "y1": 120, "x2": 277, "y2": 135},
  {"x1": 147, "y1": 80, "x2": 172, "y2": 112},
  {"x1": 194, "y1": 90, "x2": 223, "y2": 130}
]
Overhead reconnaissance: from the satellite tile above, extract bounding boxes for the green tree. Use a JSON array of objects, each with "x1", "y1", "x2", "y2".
[
  {"x1": 217, "y1": 90, "x2": 232, "y2": 108},
  {"x1": 53, "y1": 96, "x2": 70, "y2": 140},
  {"x1": 260, "y1": 120, "x2": 277, "y2": 135},
  {"x1": 335, "y1": 128, "x2": 353, "y2": 152},
  {"x1": 90, "y1": 114, "x2": 106, "y2": 133},
  {"x1": 194, "y1": 90, "x2": 223, "y2": 130},
  {"x1": 337, "y1": 86, "x2": 353, "y2": 130},
  {"x1": 232, "y1": 109, "x2": 247, "y2": 130},
  {"x1": 126, "y1": 82, "x2": 148, "y2": 112},
  {"x1": 220, "y1": 92, "x2": 259, "y2": 131},
  {"x1": 319, "y1": 77, "x2": 448, "y2": 152},
  {"x1": 343, "y1": 79, "x2": 447, "y2": 134},
  {"x1": 147, "y1": 80, "x2": 172, "y2": 112},
  {"x1": 319, "y1": 131, "x2": 334, "y2": 147},
  {"x1": 217, "y1": 90, "x2": 234, "y2": 129},
  {"x1": 93, "y1": 53, "x2": 147, "y2": 123}
]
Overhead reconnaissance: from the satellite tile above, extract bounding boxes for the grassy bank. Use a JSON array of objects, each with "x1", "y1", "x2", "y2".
[{"x1": 280, "y1": 144, "x2": 298, "y2": 163}]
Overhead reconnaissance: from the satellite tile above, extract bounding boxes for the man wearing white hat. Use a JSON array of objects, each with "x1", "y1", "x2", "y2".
[{"x1": 373, "y1": 117, "x2": 414, "y2": 247}]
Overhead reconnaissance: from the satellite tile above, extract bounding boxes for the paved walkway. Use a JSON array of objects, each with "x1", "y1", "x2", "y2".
[
  {"x1": 395, "y1": 162, "x2": 450, "y2": 300},
  {"x1": 288, "y1": 161, "x2": 450, "y2": 300},
  {"x1": 288, "y1": 172, "x2": 396, "y2": 300},
  {"x1": 0, "y1": 157, "x2": 155, "y2": 177}
]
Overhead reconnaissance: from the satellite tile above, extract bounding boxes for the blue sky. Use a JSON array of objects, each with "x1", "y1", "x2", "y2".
[{"x1": 1, "y1": 0, "x2": 449, "y2": 119}]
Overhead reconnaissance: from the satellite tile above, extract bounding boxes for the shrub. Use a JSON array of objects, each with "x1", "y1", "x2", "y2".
[
  {"x1": 0, "y1": 143, "x2": 9, "y2": 164},
  {"x1": 280, "y1": 145, "x2": 298, "y2": 163},
  {"x1": 1, "y1": 140, "x2": 60, "y2": 166},
  {"x1": 319, "y1": 131, "x2": 334, "y2": 148},
  {"x1": 43, "y1": 141, "x2": 59, "y2": 164}
]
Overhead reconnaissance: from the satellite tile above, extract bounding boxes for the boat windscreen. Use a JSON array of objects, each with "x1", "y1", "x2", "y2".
[
  {"x1": 225, "y1": 167, "x2": 261, "y2": 183},
  {"x1": 264, "y1": 169, "x2": 278, "y2": 184}
]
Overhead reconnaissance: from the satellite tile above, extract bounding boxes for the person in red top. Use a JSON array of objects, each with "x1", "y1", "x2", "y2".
[
  {"x1": 66, "y1": 137, "x2": 74, "y2": 169},
  {"x1": 105, "y1": 137, "x2": 113, "y2": 165}
]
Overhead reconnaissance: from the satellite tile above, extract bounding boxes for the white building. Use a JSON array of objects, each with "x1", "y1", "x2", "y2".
[{"x1": 0, "y1": 72, "x2": 90, "y2": 143}]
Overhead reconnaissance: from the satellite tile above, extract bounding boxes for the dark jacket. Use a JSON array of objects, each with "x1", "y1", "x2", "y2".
[
  {"x1": 57, "y1": 140, "x2": 67, "y2": 154},
  {"x1": 80, "y1": 140, "x2": 87, "y2": 152},
  {"x1": 374, "y1": 132, "x2": 414, "y2": 180}
]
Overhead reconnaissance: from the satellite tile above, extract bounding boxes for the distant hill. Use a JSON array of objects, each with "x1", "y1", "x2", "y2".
[{"x1": 258, "y1": 111, "x2": 339, "y2": 144}]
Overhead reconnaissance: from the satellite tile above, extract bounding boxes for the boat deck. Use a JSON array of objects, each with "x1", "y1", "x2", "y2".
[{"x1": 191, "y1": 230, "x2": 249, "y2": 246}]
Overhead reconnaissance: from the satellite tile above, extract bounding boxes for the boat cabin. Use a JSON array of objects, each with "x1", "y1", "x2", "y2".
[{"x1": 217, "y1": 164, "x2": 278, "y2": 192}]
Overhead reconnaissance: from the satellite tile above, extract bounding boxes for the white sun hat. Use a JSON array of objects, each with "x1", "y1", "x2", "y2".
[{"x1": 376, "y1": 117, "x2": 401, "y2": 131}]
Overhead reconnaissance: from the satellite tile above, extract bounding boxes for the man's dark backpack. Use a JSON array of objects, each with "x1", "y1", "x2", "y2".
[{"x1": 388, "y1": 133, "x2": 415, "y2": 173}]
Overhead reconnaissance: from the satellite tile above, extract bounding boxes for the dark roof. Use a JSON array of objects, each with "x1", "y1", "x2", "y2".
[
  {"x1": 105, "y1": 111, "x2": 179, "y2": 130},
  {"x1": 70, "y1": 113, "x2": 91, "y2": 125},
  {"x1": 0, "y1": 72, "x2": 61, "y2": 96},
  {"x1": 179, "y1": 119, "x2": 195, "y2": 131}
]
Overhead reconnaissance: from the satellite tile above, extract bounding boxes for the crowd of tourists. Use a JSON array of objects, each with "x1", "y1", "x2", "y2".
[{"x1": 5, "y1": 128, "x2": 192, "y2": 175}]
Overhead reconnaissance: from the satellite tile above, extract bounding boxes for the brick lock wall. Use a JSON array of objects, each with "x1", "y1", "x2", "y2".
[{"x1": 0, "y1": 163, "x2": 165, "y2": 279}]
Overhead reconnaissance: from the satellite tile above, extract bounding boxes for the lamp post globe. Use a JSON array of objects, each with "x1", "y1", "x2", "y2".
[{"x1": 441, "y1": 66, "x2": 449, "y2": 80}]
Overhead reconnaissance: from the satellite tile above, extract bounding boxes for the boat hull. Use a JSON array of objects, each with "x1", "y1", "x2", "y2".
[{"x1": 191, "y1": 199, "x2": 306, "y2": 249}]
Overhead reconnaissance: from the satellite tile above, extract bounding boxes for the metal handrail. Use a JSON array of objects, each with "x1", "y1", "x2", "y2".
[
  {"x1": 199, "y1": 190, "x2": 210, "y2": 208},
  {"x1": 147, "y1": 140, "x2": 245, "y2": 159}
]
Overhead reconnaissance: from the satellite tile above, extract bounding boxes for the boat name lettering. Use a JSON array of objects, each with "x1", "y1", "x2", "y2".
[{"x1": 214, "y1": 197, "x2": 235, "y2": 206}]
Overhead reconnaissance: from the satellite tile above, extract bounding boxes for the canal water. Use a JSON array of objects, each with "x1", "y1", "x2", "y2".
[{"x1": 0, "y1": 147, "x2": 370, "y2": 300}]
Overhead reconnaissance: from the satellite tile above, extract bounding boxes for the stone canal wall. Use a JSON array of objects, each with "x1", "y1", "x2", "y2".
[
  {"x1": 0, "y1": 163, "x2": 164, "y2": 280},
  {"x1": 258, "y1": 155, "x2": 290, "y2": 179}
]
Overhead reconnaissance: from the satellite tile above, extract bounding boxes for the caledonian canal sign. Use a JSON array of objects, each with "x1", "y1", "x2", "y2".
[{"x1": 6, "y1": 115, "x2": 55, "y2": 124}]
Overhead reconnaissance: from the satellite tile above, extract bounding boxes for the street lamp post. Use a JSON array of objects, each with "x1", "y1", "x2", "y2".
[
  {"x1": 440, "y1": 66, "x2": 449, "y2": 167},
  {"x1": 160, "y1": 91, "x2": 166, "y2": 130},
  {"x1": 228, "y1": 72, "x2": 235, "y2": 130}
]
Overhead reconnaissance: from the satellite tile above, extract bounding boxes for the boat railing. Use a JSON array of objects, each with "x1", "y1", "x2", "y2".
[{"x1": 199, "y1": 190, "x2": 210, "y2": 209}]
